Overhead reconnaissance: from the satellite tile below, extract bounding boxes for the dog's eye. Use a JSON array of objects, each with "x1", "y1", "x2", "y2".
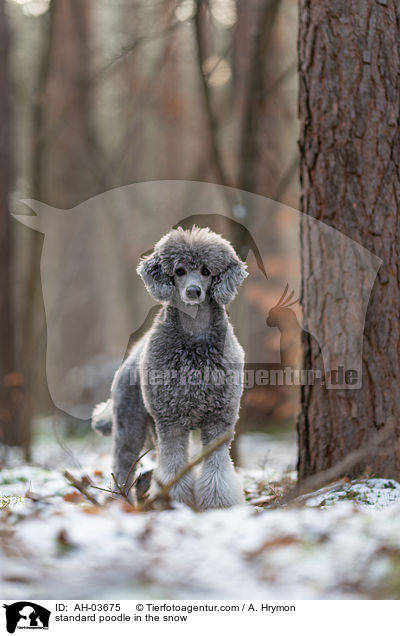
[
  {"x1": 201, "y1": 266, "x2": 210, "y2": 276},
  {"x1": 175, "y1": 267, "x2": 186, "y2": 277}
]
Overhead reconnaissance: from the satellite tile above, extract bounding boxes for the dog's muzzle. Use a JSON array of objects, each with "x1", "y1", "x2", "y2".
[{"x1": 186, "y1": 285, "x2": 202, "y2": 300}]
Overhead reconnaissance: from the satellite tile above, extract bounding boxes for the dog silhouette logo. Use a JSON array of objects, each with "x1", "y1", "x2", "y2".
[
  {"x1": 2, "y1": 602, "x2": 51, "y2": 633},
  {"x1": 13, "y1": 181, "x2": 382, "y2": 414}
]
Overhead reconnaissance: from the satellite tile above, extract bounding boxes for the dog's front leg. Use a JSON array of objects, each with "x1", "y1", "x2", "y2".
[
  {"x1": 150, "y1": 422, "x2": 195, "y2": 507},
  {"x1": 195, "y1": 423, "x2": 244, "y2": 510}
]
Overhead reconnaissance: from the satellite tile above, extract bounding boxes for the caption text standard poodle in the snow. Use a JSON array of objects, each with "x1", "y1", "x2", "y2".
[{"x1": 92, "y1": 226, "x2": 248, "y2": 509}]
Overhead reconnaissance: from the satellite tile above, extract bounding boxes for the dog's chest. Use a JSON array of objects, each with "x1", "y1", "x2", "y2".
[
  {"x1": 143, "y1": 325, "x2": 234, "y2": 420},
  {"x1": 163, "y1": 320, "x2": 226, "y2": 364}
]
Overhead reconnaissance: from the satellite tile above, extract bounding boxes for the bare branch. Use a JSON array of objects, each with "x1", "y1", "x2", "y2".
[
  {"x1": 125, "y1": 447, "x2": 154, "y2": 498},
  {"x1": 63, "y1": 471, "x2": 100, "y2": 506},
  {"x1": 96, "y1": 20, "x2": 183, "y2": 81}
]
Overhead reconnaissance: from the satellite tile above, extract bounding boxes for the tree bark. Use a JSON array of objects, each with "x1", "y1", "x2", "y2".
[{"x1": 298, "y1": 0, "x2": 400, "y2": 479}]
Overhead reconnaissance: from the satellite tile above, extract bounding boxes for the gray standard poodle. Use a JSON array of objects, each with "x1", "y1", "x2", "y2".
[{"x1": 92, "y1": 226, "x2": 248, "y2": 509}]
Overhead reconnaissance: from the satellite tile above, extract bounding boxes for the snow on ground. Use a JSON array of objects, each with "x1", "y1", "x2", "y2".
[
  {"x1": 304, "y1": 478, "x2": 400, "y2": 509},
  {"x1": 1, "y1": 431, "x2": 400, "y2": 600}
]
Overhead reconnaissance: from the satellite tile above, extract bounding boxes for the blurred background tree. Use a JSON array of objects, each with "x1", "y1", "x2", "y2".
[
  {"x1": 0, "y1": 0, "x2": 20, "y2": 451},
  {"x1": 1, "y1": 0, "x2": 300, "y2": 460}
]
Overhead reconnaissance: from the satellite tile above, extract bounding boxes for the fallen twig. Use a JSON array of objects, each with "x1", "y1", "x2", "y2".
[
  {"x1": 125, "y1": 448, "x2": 154, "y2": 498},
  {"x1": 145, "y1": 430, "x2": 232, "y2": 509},
  {"x1": 282, "y1": 420, "x2": 396, "y2": 505},
  {"x1": 111, "y1": 472, "x2": 123, "y2": 496},
  {"x1": 63, "y1": 471, "x2": 100, "y2": 507},
  {"x1": 286, "y1": 479, "x2": 349, "y2": 507}
]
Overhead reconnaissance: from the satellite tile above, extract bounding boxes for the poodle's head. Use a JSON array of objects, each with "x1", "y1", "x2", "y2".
[{"x1": 137, "y1": 226, "x2": 248, "y2": 306}]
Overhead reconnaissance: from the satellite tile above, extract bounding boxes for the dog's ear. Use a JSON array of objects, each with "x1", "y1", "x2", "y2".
[
  {"x1": 137, "y1": 252, "x2": 174, "y2": 302},
  {"x1": 211, "y1": 257, "x2": 248, "y2": 305}
]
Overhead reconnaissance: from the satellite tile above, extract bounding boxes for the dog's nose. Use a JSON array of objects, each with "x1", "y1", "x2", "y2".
[{"x1": 186, "y1": 285, "x2": 201, "y2": 299}]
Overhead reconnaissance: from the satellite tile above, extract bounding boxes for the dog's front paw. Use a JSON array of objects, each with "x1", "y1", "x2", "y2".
[
  {"x1": 195, "y1": 466, "x2": 244, "y2": 510},
  {"x1": 149, "y1": 470, "x2": 196, "y2": 508}
]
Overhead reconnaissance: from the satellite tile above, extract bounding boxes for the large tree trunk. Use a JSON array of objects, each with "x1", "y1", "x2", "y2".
[
  {"x1": 297, "y1": 1, "x2": 400, "y2": 479},
  {"x1": 0, "y1": 0, "x2": 18, "y2": 449}
]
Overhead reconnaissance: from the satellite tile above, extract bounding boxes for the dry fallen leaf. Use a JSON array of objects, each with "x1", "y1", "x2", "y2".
[
  {"x1": 82, "y1": 505, "x2": 102, "y2": 515},
  {"x1": 120, "y1": 500, "x2": 141, "y2": 514},
  {"x1": 63, "y1": 491, "x2": 84, "y2": 503},
  {"x1": 246, "y1": 535, "x2": 300, "y2": 558}
]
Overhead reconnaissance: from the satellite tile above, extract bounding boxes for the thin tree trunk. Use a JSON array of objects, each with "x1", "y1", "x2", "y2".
[
  {"x1": 17, "y1": 4, "x2": 54, "y2": 459},
  {"x1": 194, "y1": 0, "x2": 230, "y2": 187},
  {"x1": 18, "y1": 0, "x2": 95, "y2": 448},
  {"x1": 298, "y1": 0, "x2": 400, "y2": 479},
  {"x1": 0, "y1": 0, "x2": 18, "y2": 449},
  {"x1": 238, "y1": 0, "x2": 281, "y2": 195}
]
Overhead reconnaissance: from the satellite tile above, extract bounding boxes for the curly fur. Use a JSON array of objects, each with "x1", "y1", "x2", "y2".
[{"x1": 92, "y1": 226, "x2": 248, "y2": 509}]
